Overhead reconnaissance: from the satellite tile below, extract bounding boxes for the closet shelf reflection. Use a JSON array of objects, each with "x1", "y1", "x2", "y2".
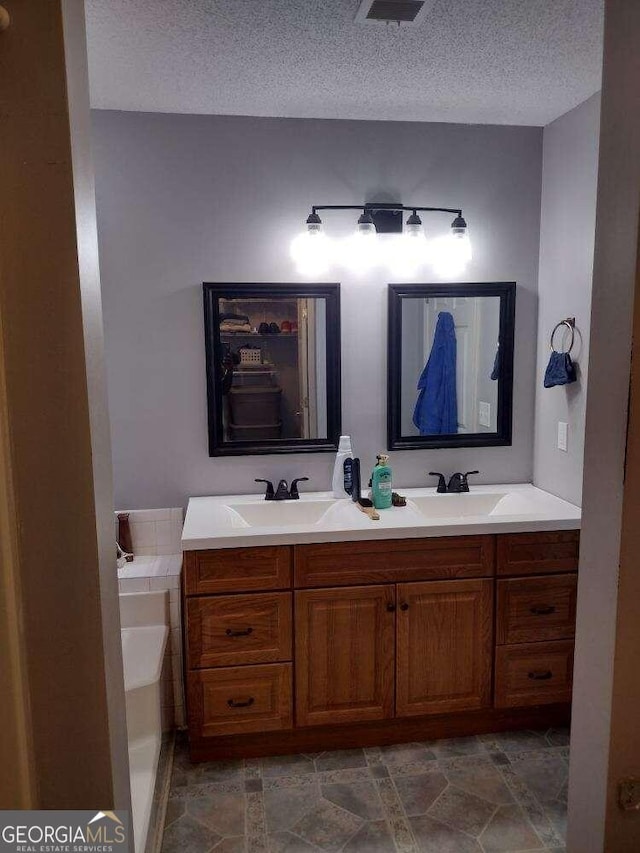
[{"x1": 220, "y1": 332, "x2": 298, "y2": 338}]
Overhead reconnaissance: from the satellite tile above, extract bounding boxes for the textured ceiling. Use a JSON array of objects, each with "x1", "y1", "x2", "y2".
[{"x1": 85, "y1": 0, "x2": 603, "y2": 126}]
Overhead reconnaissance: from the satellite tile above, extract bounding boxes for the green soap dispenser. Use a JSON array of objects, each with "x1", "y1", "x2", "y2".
[{"x1": 371, "y1": 454, "x2": 393, "y2": 510}]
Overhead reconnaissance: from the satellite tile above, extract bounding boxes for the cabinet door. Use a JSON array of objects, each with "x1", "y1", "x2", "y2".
[
  {"x1": 397, "y1": 579, "x2": 493, "y2": 716},
  {"x1": 295, "y1": 585, "x2": 395, "y2": 727}
]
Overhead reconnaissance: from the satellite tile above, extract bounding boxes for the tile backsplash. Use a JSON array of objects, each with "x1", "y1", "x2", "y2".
[{"x1": 116, "y1": 507, "x2": 183, "y2": 557}]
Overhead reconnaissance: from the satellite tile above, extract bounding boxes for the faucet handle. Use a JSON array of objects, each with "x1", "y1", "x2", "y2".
[
  {"x1": 290, "y1": 477, "x2": 309, "y2": 499},
  {"x1": 462, "y1": 470, "x2": 479, "y2": 490},
  {"x1": 255, "y1": 478, "x2": 275, "y2": 501},
  {"x1": 428, "y1": 472, "x2": 447, "y2": 494}
]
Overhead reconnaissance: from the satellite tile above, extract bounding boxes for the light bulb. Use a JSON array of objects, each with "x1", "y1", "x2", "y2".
[
  {"x1": 339, "y1": 213, "x2": 379, "y2": 275},
  {"x1": 385, "y1": 213, "x2": 428, "y2": 277},
  {"x1": 290, "y1": 214, "x2": 332, "y2": 276},
  {"x1": 450, "y1": 215, "x2": 472, "y2": 264},
  {"x1": 430, "y1": 215, "x2": 472, "y2": 278}
]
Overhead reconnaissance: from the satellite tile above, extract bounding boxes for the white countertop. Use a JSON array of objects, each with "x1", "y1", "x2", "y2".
[{"x1": 181, "y1": 483, "x2": 581, "y2": 551}]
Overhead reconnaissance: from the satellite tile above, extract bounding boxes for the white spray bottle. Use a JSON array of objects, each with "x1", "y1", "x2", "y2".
[{"x1": 332, "y1": 435, "x2": 353, "y2": 498}]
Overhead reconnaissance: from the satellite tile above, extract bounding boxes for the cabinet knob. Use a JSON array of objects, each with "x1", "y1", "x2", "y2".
[
  {"x1": 386, "y1": 602, "x2": 396, "y2": 612},
  {"x1": 400, "y1": 602, "x2": 409, "y2": 611},
  {"x1": 226, "y1": 627, "x2": 254, "y2": 637},
  {"x1": 227, "y1": 697, "x2": 255, "y2": 708}
]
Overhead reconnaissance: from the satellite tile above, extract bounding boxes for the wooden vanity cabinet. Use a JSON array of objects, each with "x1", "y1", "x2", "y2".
[{"x1": 183, "y1": 529, "x2": 579, "y2": 759}]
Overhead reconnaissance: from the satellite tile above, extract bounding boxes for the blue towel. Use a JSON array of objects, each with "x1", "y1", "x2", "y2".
[
  {"x1": 544, "y1": 351, "x2": 577, "y2": 388},
  {"x1": 413, "y1": 311, "x2": 458, "y2": 435}
]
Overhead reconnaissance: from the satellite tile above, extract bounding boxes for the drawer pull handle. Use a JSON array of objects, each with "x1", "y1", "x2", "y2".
[
  {"x1": 530, "y1": 605, "x2": 556, "y2": 616},
  {"x1": 226, "y1": 627, "x2": 253, "y2": 637},
  {"x1": 386, "y1": 603, "x2": 396, "y2": 612},
  {"x1": 528, "y1": 670, "x2": 553, "y2": 681},
  {"x1": 227, "y1": 697, "x2": 255, "y2": 708},
  {"x1": 400, "y1": 603, "x2": 409, "y2": 611}
]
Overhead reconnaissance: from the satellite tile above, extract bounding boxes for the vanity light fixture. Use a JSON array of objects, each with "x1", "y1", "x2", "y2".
[{"x1": 290, "y1": 203, "x2": 472, "y2": 278}]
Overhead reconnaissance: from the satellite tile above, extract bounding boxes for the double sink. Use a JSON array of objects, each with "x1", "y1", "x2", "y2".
[{"x1": 181, "y1": 484, "x2": 581, "y2": 549}]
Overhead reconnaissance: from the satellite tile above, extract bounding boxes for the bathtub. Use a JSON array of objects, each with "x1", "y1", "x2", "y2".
[{"x1": 120, "y1": 591, "x2": 169, "y2": 853}]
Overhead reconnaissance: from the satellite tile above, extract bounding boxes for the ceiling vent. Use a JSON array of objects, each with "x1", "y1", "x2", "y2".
[{"x1": 355, "y1": 0, "x2": 435, "y2": 26}]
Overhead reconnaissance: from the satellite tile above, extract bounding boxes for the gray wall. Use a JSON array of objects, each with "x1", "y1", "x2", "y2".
[
  {"x1": 92, "y1": 111, "x2": 542, "y2": 509},
  {"x1": 533, "y1": 94, "x2": 601, "y2": 506}
]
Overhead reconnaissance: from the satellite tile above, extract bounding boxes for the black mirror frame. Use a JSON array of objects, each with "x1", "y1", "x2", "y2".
[
  {"x1": 387, "y1": 281, "x2": 516, "y2": 450},
  {"x1": 203, "y1": 282, "x2": 342, "y2": 457}
]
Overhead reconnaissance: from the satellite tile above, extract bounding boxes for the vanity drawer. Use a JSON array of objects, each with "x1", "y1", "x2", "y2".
[
  {"x1": 294, "y1": 536, "x2": 495, "y2": 587},
  {"x1": 497, "y1": 574, "x2": 577, "y2": 644},
  {"x1": 187, "y1": 592, "x2": 292, "y2": 668},
  {"x1": 184, "y1": 546, "x2": 292, "y2": 595},
  {"x1": 188, "y1": 663, "x2": 292, "y2": 737},
  {"x1": 495, "y1": 640, "x2": 574, "y2": 708},
  {"x1": 497, "y1": 531, "x2": 579, "y2": 577}
]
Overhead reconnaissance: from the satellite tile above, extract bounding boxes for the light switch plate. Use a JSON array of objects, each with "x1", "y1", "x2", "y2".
[
  {"x1": 479, "y1": 401, "x2": 491, "y2": 428},
  {"x1": 557, "y1": 421, "x2": 568, "y2": 452}
]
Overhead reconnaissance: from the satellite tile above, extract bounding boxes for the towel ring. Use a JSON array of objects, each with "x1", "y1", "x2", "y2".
[{"x1": 550, "y1": 318, "x2": 575, "y2": 354}]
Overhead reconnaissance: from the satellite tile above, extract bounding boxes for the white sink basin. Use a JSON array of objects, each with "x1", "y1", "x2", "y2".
[
  {"x1": 407, "y1": 493, "x2": 507, "y2": 519},
  {"x1": 226, "y1": 499, "x2": 341, "y2": 528}
]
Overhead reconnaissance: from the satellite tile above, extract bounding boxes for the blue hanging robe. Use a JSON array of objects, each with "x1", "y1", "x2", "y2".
[{"x1": 413, "y1": 311, "x2": 458, "y2": 435}]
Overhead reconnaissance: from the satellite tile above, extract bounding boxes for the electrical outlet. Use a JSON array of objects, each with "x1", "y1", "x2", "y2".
[
  {"x1": 557, "y1": 421, "x2": 568, "y2": 452},
  {"x1": 479, "y1": 401, "x2": 491, "y2": 428}
]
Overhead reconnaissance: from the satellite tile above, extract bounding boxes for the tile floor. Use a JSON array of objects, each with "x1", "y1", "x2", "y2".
[{"x1": 162, "y1": 728, "x2": 569, "y2": 853}]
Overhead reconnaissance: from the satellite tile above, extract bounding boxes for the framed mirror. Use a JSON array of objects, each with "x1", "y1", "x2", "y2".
[
  {"x1": 203, "y1": 282, "x2": 341, "y2": 456},
  {"x1": 388, "y1": 282, "x2": 516, "y2": 450}
]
